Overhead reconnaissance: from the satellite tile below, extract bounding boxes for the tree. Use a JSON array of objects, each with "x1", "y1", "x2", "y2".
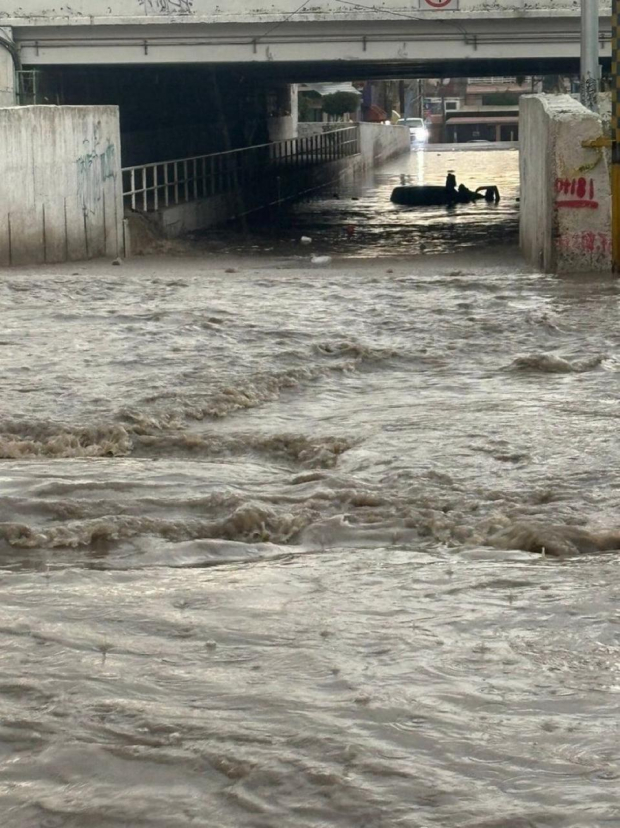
[
  {"x1": 298, "y1": 90, "x2": 322, "y2": 122},
  {"x1": 321, "y1": 91, "x2": 360, "y2": 119}
]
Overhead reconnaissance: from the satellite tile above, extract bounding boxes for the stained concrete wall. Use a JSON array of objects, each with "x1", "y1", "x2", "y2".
[
  {"x1": 520, "y1": 95, "x2": 611, "y2": 273},
  {"x1": 0, "y1": 105, "x2": 123, "y2": 266}
]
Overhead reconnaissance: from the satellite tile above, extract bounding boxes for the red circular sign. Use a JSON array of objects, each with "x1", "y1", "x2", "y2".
[{"x1": 424, "y1": 0, "x2": 452, "y2": 7}]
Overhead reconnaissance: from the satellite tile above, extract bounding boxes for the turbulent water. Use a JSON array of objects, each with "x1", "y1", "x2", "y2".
[{"x1": 2, "y1": 150, "x2": 620, "y2": 827}]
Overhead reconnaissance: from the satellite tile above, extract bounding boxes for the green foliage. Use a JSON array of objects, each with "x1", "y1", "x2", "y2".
[
  {"x1": 480, "y1": 92, "x2": 520, "y2": 106},
  {"x1": 298, "y1": 90, "x2": 322, "y2": 122},
  {"x1": 321, "y1": 91, "x2": 360, "y2": 118}
]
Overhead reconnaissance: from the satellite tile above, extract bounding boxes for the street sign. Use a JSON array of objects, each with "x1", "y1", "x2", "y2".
[{"x1": 422, "y1": 0, "x2": 459, "y2": 8}]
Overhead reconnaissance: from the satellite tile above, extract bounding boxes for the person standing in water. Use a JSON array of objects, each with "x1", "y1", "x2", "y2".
[{"x1": 446, "y1": 171, "x2": 458, "y2": 204}]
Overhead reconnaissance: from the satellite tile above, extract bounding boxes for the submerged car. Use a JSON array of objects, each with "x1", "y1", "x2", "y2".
[
  {"x1": 397, "y1": 117, "x2": 429, "y2": 144},
  {"x1": 391, "y1": 184, "x2": 500, "y2": 206}
]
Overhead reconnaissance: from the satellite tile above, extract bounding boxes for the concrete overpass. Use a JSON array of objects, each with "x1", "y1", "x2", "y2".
[
  {"x1": 1, "y1": 3, "x2": 615, "y2": 268},
  {"x1": 0, "y1": 0, "x2": 614, "y2": 258},
  {"x1": 0, "y1": 0, "x2": 614, "y2": 84}
]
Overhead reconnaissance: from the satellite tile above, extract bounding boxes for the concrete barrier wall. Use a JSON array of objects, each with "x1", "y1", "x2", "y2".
[
  {"x1": 359, "y1": 123, "x2": 410, "y2": 166},
  {"x1": 298, "y1": 123, "x2": 411, "y2": 164},
  {"x1": 298, "y1": 123, "x2": 356, "y2": 137},
  {"x1": 0, "y1": 105, "x2": 123, "y2": 266},
  {"x1": 520, "y1": 95, "x2": 611, "y2": 273}
]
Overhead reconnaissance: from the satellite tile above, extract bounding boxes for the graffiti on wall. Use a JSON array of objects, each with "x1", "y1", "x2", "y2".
[
  {"x1": 76, "y1": 122, "x2": 117, "y2": 215},
  {"x1": 555, "y1": 176, "x2": 599, "y2": 209},
  {"x1": 138, "y1": 0, "x2": 194, "y2": 13},
  {"x1": 558, "y1": 232, "x2": 610, "y2": 257}
]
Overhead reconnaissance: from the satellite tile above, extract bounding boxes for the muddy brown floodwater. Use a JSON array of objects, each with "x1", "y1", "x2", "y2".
[{"x1": 1, "y1": 148, "x2": 620, "y2": 828}]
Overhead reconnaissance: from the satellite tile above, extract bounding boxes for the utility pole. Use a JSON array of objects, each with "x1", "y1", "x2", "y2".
[
  {"x1": 612, "y1": 0, "x2": 620, "y2": 270},
  {"x1": 581, "y1": 0, "x2": 600, "y2": 111}
]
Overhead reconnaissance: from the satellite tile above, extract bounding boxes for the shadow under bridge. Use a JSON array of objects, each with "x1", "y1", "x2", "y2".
[{"x1": 122, "y1": 126, "x2": 361, "y2": 232}]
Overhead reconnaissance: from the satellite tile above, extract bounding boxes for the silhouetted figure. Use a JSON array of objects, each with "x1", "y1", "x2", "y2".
[
  {"x1": 458, "y1": 183, "x2": 476, "y2": 202},
  {"x1": 446, "y1": 172, "x2": 457, "y2": 193}
]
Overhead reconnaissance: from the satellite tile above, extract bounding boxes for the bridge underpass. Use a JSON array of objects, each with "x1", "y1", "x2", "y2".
[
  {"x1": 1, "y1": 0, "x2": 612, "y2": 264},
  {"x1": 20, "y1": 58, "x2": 578, "y2": 169},
  {"x1": 27, "y1": 64, "x2": 300, "y2": 167},
  {"x1": 1, "y1": 0, "x2": 614, "y2": 101},
  {"x1": 2, "y1": 0, "x2": 613, "y2": 167},
  {"x1": 0, "y1": 59, "x2": 543, "y2": 259}
]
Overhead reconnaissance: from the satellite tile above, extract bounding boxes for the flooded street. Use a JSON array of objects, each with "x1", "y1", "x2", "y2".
[
  {"x1": 199, "y1": 146, "x2": 520, "y2": 258},
  {"x1": 2, "y1": 147, "x2": 620, "y2": 827}
]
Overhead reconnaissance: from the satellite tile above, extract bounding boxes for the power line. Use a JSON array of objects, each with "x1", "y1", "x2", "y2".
[{"x1": 254, "y1": 0, "x2": 314, "y2": 43}]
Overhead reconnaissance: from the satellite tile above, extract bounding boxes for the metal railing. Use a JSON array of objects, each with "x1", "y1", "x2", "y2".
[{"x1": 122, "y1": 126, "x2": 360, "y2": 213}]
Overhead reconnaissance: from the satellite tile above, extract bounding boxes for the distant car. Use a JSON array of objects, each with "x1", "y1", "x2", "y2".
[{"x1": 397, "y1": 118, "x2": 429, "y2": 144}]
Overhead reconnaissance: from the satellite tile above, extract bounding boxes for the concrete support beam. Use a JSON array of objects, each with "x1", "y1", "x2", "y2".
[
  {"x1": 267, "y1": 84, "x2": 298, "y2": 142},
  {"x1": 0, "y1": 28, "x2": 17, "y2": 107},
  {"x1": 520, "y1": 94, "x2": 611, "y2": 273}
]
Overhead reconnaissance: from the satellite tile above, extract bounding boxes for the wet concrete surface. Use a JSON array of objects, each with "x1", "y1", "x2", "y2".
[{"x1": 196, "y1": 145, "x2": 520, "y2": 259}]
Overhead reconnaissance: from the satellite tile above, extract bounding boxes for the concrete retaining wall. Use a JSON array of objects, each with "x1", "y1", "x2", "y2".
[
  {"x1": 298, "y1": 122, "x2": 356, "y2": 137},
  {"x1": 520, "y1": 94, "x2": 611, "y2": 273},
  {"x1": 359, "y1": 123, "x2": 410, "y2": 166},
  {"x1": 0, "y1": 105, "x2": 123, "y2": 266},
  {"x1": 299, "y1": 122, "x2": 410, "y2": 164}
]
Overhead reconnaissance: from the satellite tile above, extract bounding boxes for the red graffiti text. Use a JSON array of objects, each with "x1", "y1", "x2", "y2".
[
  {"x1": 557, "y1": 232, "x2": 610, "y2": 256},
  {"x1": 555, "y1": 177, "x2": 598, "y2": 209}
]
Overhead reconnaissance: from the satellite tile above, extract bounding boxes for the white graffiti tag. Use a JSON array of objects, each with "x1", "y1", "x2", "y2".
[{"x1": 76, "y1": 123, "x2": 117, "y2": 215}]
